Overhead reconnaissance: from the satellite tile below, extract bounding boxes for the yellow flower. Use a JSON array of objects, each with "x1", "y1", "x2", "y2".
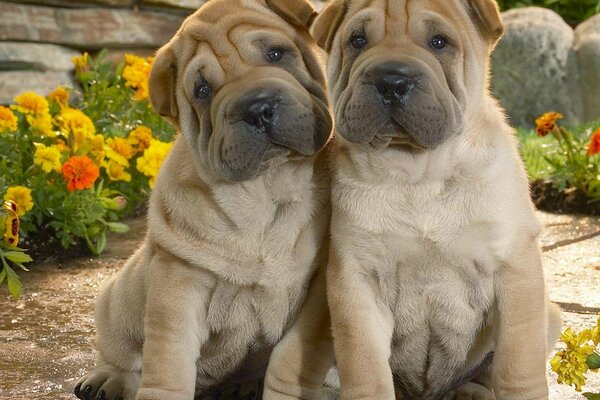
[
  {"x1": 56, "y1": 107, "x2": 96, "y2": 152},
  {"x1": 53, "y1": 140, "x2": 70, "y2": 154},
  {"x1": 592, "y1": 315, "x2": 600, "y2": 346},
  {"x1": 72, "y1": 52, "x2": 89, "y2": 71},
  {"x1": 86, "y1": 134, "x2": 106, "y2": 165},
  {"x1": 3, "y1": 186, "x2": 33, "y2": 217},
  {"x1": 128, "y1": 126, "x2": 153, "y2": 153},
  {"x1": 11, "y1": 92, "x2": 49, "y2": 115},
  {"x1": 106, "y1": 137, "x2": 135, "y2": 165},
  {"x1": 27, "y1": 112, "x2": 54, "y2": 137},
  {"x1": 122, "y1": 54, "x2": 154, "y2": 101},
  {"x1": 104, "y1": 160, "x2": 132, "y2": 182},
  {"x1": 34, "y1": 143, "x2": 62, "y2": 173},
  {"x1": 48, "y1": 86, "x2": 70, "y2": 108},
  {"x1": 10, "y1": 92, "x2": 54, "y2": 136},
  {"x1": 551, "y1": 327, "x2": 597, "y2": 391},
  {"x1": 0, "y1": 105, "x2": 18, "y2": 133},
  {"x1": 136, "y1": 139, "x2": 173, "y2": 188}
]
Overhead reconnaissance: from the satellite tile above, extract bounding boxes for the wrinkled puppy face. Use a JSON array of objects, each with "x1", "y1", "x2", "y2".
[
  {"x1": 313, "y1": 0, "x2": 503, "y2": 151},
  {"x1": 149, "y1": 0, "x2": 332, "y2": 181}
]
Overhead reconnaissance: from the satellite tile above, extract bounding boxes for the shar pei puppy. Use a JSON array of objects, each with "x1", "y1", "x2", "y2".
[
  {"x1": 265, "y1": 1, "x2": 563, "y2": 400},
  {"x1": 74, "y1": 0, "x2": 333, "y2": 399}
]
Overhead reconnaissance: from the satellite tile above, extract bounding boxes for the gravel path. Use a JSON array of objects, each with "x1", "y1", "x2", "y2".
[{"x1": 0, "y1": 212, "x2": 598, "y2": 400}]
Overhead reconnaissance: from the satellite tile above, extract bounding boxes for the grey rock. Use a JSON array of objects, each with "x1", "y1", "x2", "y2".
[
  {"x1": 0, "y1": 42, "x2": 80, "y2": 72},
  {"x1": 140, "y1": 0, "x2": 206, "y2": 10},
  {"x1": 0, "y1": 71, "x2": 76, "y2": 105},
  {"x1": 575, "y1": 13, "x2": 600, "y2": 123},
  {"x1": 491, "y1": 7, "x2": 583, "y2": 127},
  {"x1": 0, "y1": 1, "x2": 184, "y2": 49}
]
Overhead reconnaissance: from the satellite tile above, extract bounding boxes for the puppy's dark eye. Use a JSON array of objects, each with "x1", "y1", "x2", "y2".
[
  {"x1": 194, "y1": 81, "x2": 212, "y2": 100},
  {"x1": 350, "y1": 35, "x2": 367, "y2": 50},
  {"x1": 430, "y1": 35, "x2": 448, "y2": 50},
  {"x1": 267, "y1": 48, "x2": 284, "y2": 62}
]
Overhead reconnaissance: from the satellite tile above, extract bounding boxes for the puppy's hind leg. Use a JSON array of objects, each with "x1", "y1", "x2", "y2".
[{"x1": 444, "y1": 301, "x2": 563, "y2": 400}]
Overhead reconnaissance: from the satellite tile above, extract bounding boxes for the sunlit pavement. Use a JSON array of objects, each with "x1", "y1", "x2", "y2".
[{"x1": 0, "y1": 213, "x2": 598, "y2": 399}]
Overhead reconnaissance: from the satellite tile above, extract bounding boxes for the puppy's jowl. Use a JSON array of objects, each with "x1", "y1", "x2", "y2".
[
  {"x1": 74, "y1": 0, "x2": 333, "y2": 399},
  {"x1": 272, "y1": 0, "x2": 562, "y2": 400}
]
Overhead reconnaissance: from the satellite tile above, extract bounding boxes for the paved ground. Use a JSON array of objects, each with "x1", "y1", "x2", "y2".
[{"x1": 0, "y1": 212, "x2": 598, "y2": 400}]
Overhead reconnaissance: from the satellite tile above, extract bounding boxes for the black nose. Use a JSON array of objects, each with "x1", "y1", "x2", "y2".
[
  {"x1": 371, "y1": 62, "x2": 418, "y2": 105},
  {"x1": 241, "y1": 91, "x2": 279, "y2": 128}
]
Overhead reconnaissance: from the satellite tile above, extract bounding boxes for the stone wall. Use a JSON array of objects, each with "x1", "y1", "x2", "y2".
[
  {"x1": 0, "y1": 0, "x2": 196, "y2": 103},
  {"x1": 0, "y1": 0, "x2": 325, "y2": 104}
]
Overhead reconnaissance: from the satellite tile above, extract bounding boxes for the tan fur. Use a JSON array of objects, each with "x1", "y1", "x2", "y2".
[
  {"x1": 74, "y1": 1, "x2": 333, "y2": 399},
  {"x1": 265, "y1": 0, "x2": 562, "y2": 399}
]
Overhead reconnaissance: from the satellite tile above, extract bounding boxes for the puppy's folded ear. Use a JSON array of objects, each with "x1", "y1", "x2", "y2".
[
  {"x1": 149, "y1": 43, "x2": 178, "y2": 120},
  {"x1": 466, "y1": 0, "x2": 504, "y2": 46},
  {"x1": 311, "y1": 0, "x2": 348, "y2": 52},
  {"x1": 265, "y1": 0, "x2": 318, "y2": 29}
]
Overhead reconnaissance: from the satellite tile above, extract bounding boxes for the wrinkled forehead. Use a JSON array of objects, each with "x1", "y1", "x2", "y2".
[
  {"x1": 174, "y1": 0, "x2": 299, "y2": 80},
  {"x1": 343, "y1": 0, "x2": 473, "y2": 39}
]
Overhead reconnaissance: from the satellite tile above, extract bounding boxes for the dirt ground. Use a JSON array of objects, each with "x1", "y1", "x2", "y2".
[{"x1": 0, "y1": 212, "x2": 599, "y2": 400}]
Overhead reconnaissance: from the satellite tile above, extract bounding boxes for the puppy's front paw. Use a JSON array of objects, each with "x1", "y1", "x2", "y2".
[
  {"x1": 444, "y1": 382, "x2": 495, "y2": 400},
  {"x1": 75, "y1": 365, "x2": 140, "y2": 400}
]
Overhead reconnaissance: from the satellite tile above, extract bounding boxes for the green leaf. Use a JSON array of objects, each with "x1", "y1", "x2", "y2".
[
  {"x1": 587, "y1": 352, "x2": 600, "y2": 369},
  {"x1": 96, "y1": 232, "x2": 107, "y2": 255},
  {"x1": 3, "y1": 251, "x2": 33, "y2": 264},
  {"x1": 583, "y1": 393, "x2": 600, "y2": 400},
  {"x1": 0, "y1": 267, "x2": 6, "y2": 285},
  {"x1": 5, "y1": 264, "x2": 22, "y2": 300},
  {"x1": 104, "y1": 221, "x2": 129, "y2": 233}
]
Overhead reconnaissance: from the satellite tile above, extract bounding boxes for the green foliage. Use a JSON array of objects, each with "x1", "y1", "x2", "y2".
[
  {"x1": 498, "y1": 0, "x2": 600, "y2": 24},
  {"x1": 0, "y1": 51, "x2": 175, "y2": 299},
  {"x1": 518, "y1": 121, "x2": 600, "y2": 201}
]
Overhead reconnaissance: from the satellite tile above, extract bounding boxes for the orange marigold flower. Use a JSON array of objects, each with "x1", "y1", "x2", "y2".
[
  {"x1": 535, "y1": 112, "x2": 564, "y2": 137},
  {"x1": 588, "y1": 128, "x2": 600, "y2": 157},
  {"x1": 48, "y1": 86, "x2": 70, "y2": 108},
  {"x1": 61, "y1": 155, "x2": 100, "y2": 192},
  {"x1": 0, "y1": 105, "x2": 18, "y2": 133}
]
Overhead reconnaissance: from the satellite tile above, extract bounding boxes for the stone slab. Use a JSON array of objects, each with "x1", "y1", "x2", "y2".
[
  {"x1": 0, "y1": 1, "x2": 184, "y2": 49},
  {"x1": 544, "y1": 234, "x2": 600, "y2": 309},
  {"x1": 537, "y1": 211, "x2": 600, "y2": 250},
  {"x1": 7, "y1": 0, "x2": 134, "y2": 7},
  {"x1": 0, "y1": 42, "x2": 80, "y2": 72},
  {"x1": 0, "y1": 70, "x2": 76, "y2": 105}
]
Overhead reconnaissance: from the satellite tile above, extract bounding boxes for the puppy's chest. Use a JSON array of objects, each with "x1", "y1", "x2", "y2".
[{"x1": 361, "y1": 189, "x2": 498, "y2": 397}]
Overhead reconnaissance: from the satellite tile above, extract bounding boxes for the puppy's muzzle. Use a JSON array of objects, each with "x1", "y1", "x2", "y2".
[
  {"x1": 370, "y1": 62, "x2": 419, "y2": 106},
  {"x1": 241, "y1": 89, "x2": 280, "y2": 131},
  {"x1": 234, "y1": 87, "x2": 323, "y2": 156}
]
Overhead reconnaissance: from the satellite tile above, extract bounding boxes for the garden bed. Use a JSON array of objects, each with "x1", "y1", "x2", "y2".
[{"x1": 531, "y1": 180, "x2": 600, "y2": 216}]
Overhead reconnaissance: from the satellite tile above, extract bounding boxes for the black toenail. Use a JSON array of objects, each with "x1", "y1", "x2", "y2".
[
  {"x1": 74, "y1": 383, "x2": 82, "y2": 397},
  {"x1": 96, "y1": 389, "x2": 105, "y2": 400},
  {"x1": 83, "y1": 385, "x2": 92, "y2": 400}
]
